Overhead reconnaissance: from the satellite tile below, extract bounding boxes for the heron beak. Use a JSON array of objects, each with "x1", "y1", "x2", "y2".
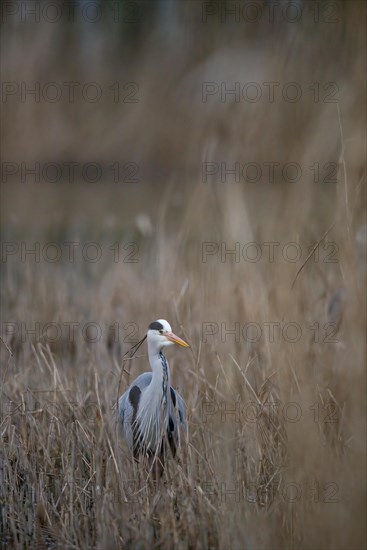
[{"x1": 165, "y1": 332, "x2": 189, "y2": 347}]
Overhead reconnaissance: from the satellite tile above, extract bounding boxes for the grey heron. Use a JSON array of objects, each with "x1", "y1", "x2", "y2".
[{"x1": 118, "y1": 319, "x2": 189, "y2": 473}]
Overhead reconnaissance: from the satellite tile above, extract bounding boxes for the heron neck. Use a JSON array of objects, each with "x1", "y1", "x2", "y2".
[{"x1": 148, "y1": 345, "x2": 171, "y2": 403}]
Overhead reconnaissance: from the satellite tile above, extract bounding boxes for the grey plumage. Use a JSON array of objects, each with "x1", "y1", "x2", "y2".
[
  {"x1": 117, "y1": 319, "x2": 189, "y2": 474},
  {"x1": 118, "y1": 372, "x2": 186, "y2": 459}
]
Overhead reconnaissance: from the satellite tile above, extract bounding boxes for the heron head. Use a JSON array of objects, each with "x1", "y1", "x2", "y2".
[{"x1": 147, "y1": 319, "x2": 189, "y2": 350}]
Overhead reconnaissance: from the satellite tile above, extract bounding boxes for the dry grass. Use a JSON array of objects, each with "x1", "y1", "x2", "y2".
[
  {"x1": 1, "y1": 180, "x2": 365, "y2": 549},
  {"x1": 1, "y1": 2, "x2": 366, "y2": 549}
]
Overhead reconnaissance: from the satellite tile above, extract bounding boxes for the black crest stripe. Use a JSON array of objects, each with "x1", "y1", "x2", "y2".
[{"x1": 148, "y1": 321, "x2": 164, "y2": 331}]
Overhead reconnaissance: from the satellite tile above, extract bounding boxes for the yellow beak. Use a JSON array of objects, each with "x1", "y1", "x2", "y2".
[{"x1": 165, "y1": 331, "x2": 189, "y2": 347}]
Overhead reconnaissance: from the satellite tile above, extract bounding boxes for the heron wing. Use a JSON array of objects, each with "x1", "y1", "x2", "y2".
[
  {"x1": 176, "y1": 391, "x2": 187, "y2": 426},
  {"x1": 118, "y1": 373, "x2": 152, "y2": 450},
  {"x1": 169, "y1": 387, "x2": 186, "y2": 427},
  {"x1": 165, "y1": 387, "x2": 186, "y2": 457}
]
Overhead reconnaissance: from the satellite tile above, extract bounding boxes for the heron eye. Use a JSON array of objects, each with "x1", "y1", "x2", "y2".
[{"x1": 159, "y1": 330, "x2": 164, "y2": 334}]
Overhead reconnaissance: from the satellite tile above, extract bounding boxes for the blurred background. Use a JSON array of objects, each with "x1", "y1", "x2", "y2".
[
  {"x1": 2, "y1": 0, "x2": 365, "y2": 227},
  {"x1": 1, "y1": 1, "x2": 366, "y2": 549}
]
